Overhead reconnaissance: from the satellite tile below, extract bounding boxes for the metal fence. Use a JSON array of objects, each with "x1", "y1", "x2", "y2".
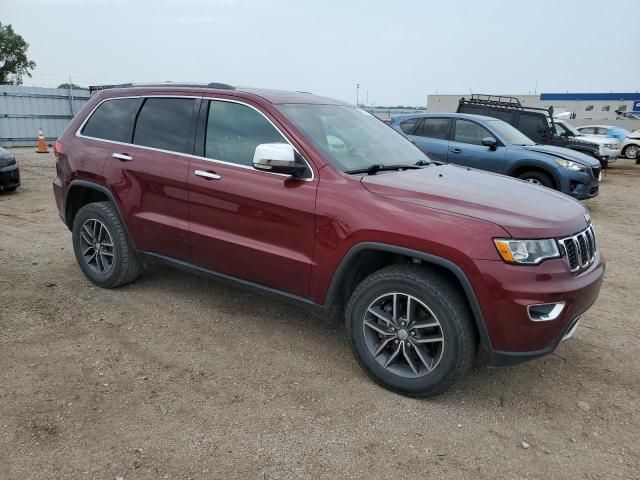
[{"x1": 0, "y1": 86, "x2": 90, "y2": 147}]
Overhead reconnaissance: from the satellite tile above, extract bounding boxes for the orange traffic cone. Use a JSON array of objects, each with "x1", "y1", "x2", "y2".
[{"x1": 36, "y1": 129, "x2": 49, "y2": 153}]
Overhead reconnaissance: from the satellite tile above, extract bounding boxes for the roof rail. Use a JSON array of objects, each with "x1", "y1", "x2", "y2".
[{"x1": 88, "y1": 82, "x2": 235, "y2": 94}]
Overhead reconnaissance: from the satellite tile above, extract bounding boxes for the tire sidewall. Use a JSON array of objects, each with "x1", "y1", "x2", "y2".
[
  {"x1": 72, "y1": 204, "x2": 122, "y2": 287},
  {"x1": 518, "y1": 171, "x2": 552, "y2": 188},
  {"x1": 349, "y1": 275, "x2": 465, "y2": 395},
  {"x1": 624, "y1": 144, "x2": 638, "y2": 159}
]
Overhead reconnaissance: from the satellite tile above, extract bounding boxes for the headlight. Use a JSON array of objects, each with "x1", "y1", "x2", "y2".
[
  {"x1": 494, "y1": 238, "x2": 560, "y2": 265},
  {"x1": 554, "y1": 158, "x2": 587, "y2": 172},
  {"x1": 604, "y1": 143, "x2": 617, "y2": 149}
]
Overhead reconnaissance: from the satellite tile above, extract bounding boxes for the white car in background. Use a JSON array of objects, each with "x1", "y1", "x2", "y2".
[
  {"x1": 576, "y1": 125, "x2": 640, "y2": 161},
  {"x1": 553, "y1": 120, "x2": 621, "y2": 164}
]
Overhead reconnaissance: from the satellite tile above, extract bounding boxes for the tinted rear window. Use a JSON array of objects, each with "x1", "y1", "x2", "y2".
[
  {"x1": 518, "y1": 113, "x2": 548, "y2": 140},
  {"x1": 133, "y1": 98, "x2": 196, "y2": 154},
  {"x1": 415, "y1": 118, "x2": 450, "y2": 140},
  {"x1": 398, "y1": 118, "x2": 419, "y2": 134},
  {"x1": 81, "y1": 98, "x2": 138, "y2": 142}
]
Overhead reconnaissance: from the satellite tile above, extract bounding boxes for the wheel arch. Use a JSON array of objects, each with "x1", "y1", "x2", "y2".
[
  {"x1": 64, "y1": 180, "x2": 134, "y2": 248},
  {"x1": 507, "y1": 161, "x2": 559, "y2": 189},
  {"x1": 323, "y1": 242, "x2": 493, "y2": 353}
]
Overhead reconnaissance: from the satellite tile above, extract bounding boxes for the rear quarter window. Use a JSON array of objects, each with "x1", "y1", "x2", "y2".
[{"x1": 81, "y1": 98, "x2": 139, "y2": 142}]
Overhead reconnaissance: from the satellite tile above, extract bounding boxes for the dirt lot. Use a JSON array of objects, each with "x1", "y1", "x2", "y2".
[{"x1": 1, "y1": 148, "x2": 639, "y2": 480}]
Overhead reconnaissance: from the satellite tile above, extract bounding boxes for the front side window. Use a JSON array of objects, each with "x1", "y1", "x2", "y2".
[
  {"x1": 205, "y1": 100, "x2": 286, "y2": 166},
  {"x1": 81, "y1": 98, "x2": 138, "y2": 143},
  {"x1": 518, "y1": 113, "x2": 548, "y2": 140},
  {"x1": 453, "y1": 119, "x2": 490, "y2": 145},
  {"x1": 133, "y1": 98, "x2": 196, "y2": 154},
  {"x1": 579, "y1": 127, "x2": 596, "y2": 134}
]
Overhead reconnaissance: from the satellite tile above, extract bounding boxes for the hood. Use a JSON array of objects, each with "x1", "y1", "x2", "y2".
[
  {"x1": 521, "y1": 144, "x2": 601, "y2": 167},
  {"x1": 361, "y1": 165, "x2": 589, "y2": 238},
  {"x1": 578, "y1": 134, "x2": 621, "y2": 146}
]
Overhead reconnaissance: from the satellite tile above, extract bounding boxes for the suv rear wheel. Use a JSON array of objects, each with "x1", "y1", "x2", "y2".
[
  {"x1": 517, "y1": 171, "x2": 553, "y2": 188},
  {"x1": 72, "y1": 201, "x2": 142, "y2": 288},
  {"x1": 346, "y1": 265, "x2": 476, "y2": 397}
]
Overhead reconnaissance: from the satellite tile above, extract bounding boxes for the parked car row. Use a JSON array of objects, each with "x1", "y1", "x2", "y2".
[
  {"x1": 52, "y1": 83, "x2": 604, "y2": 398},
  {"x1": 576, "y1": 125, "x2": 640, "y2": 161},
  {"x1": 456, "y1": 95, "x2": 619, "y2": 168},
  {"x1": 389, "y1": 113, "x2": 601, "y2": 200}
]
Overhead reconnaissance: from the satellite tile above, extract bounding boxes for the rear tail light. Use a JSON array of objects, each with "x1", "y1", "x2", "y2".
[{"x1": 54, "y1": 141, "x2": 63, "y2": 158}]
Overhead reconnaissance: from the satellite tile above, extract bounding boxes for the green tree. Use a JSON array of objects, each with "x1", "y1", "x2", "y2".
[
  {"x1": 0, "y1": 23, "x2": 36, "y2": 85},
  {"x1": 57, "y1": 83, "x2": 87, "y2": 90}
]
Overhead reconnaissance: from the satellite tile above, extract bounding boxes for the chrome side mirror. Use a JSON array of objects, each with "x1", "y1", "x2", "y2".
[{"x1": 252, "y1": 143, "x2": 307, "y2": 178}]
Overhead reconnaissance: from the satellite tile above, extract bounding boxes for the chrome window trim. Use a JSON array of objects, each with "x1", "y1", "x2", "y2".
[{"x1": 75, "y1": 95, "x2": 315, "y2": 182}]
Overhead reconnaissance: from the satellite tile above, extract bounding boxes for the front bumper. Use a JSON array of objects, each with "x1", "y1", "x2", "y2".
[
  {"x1": 471, "y1": 252, "x2": 605, "y2": 367},
  {"x1": 0, "y1": 163, "x2": 20, "y2": 190},
  {"x1": 559, "y1": 168, "x2": 600, "y2": 200}
]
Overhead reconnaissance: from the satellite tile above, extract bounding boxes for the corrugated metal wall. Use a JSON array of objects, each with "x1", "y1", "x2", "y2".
[{"x1": 0, "y1": 86, "x2": 90, "y2": 147}]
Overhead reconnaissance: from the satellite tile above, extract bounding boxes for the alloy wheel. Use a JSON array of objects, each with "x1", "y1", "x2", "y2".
[
  {"x1": 626, "y1": 145, "x2": 638, "y2": 159},
  {"x1": 525, "y1": 178, "x2": 542, "y2": 185},
  {"x1": 79, "y1": 218, "x2": 115, "y2": 275},
  {"x1": 362, "y1": 292, "x2": 445, "y2": 378}
]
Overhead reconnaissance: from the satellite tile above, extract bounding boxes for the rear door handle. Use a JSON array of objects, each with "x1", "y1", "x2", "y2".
[
  {"x1": 194, "y1": 169, "x2": 221, "y2": 180},
  {"x1": 112, "y1": 153, "x2": 133, "y2": 161},
  {"x1": 450, "y1": 148, "x2": 462, "y2": 154}
]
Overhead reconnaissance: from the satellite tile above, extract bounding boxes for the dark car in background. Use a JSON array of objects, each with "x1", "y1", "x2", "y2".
[
  {"x1": 390, "y1": 113, "x2": 601, "y2": 200},
  {"x1": 0, "y1": 146, "x2": 20, "y2": 192}
]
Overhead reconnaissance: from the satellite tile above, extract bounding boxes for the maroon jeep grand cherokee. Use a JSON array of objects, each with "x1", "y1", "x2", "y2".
[{"x1": 53, "y1": 83, "x2": 604, "y2": 397}]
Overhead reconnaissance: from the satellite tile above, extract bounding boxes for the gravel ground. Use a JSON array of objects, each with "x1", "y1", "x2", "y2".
[{"x1": 1, "y1": 148, "x2": 639, "y2": 480}]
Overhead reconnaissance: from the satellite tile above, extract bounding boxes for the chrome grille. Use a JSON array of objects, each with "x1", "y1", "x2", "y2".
[{"x1": 558, "y1": 225, "x2": 597, "y2": 272}]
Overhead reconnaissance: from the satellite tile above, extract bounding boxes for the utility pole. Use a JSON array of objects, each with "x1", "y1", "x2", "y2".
[
  {"x1": 366, "y1": 90, "x2": 369, "y2": 106},
  {"x1": 356, "y1": 83, "x2": 360, "y2": 107}
]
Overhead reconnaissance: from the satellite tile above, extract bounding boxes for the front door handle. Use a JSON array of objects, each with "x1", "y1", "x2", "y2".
[
  {"x1": 112, "y1": 153, "x2": 133, "y2": 161},
  {"x1": 450, "y1": 148, "x2": 462, "y2": 154},
  {"x1": 194, "y1": 169, "x2": 221, "y2": 180}
]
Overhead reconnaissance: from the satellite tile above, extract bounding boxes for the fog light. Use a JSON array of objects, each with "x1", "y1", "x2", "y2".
[{"x1": 527, "y1": 302, "x2": 565, "y2": 322}]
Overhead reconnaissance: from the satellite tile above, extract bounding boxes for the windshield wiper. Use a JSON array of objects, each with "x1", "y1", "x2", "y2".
[{"x1": 346, "y1": 163, "x2": 426, "y2": 175}]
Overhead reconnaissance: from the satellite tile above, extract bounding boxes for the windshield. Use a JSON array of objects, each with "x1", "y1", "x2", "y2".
[
  {"x1": 557, "y1": 121, "x2": 582, "y2": 136},
  {"x1": 485, "y1": 119, "x2": 535, "y2": 146},
  {"x1": 277, "y1": 104, "x2": 431, "y2": 172}
]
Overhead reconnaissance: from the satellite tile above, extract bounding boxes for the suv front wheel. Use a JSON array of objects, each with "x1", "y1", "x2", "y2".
[
  {"x1": 346, "y1": 265, "x2": 476, "y2": 397},
  {"x1": 72, "y1": 201, "x2": 142, "y2": 288}
]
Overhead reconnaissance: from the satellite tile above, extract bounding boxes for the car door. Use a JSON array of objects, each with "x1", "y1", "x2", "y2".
[
  {"x1": 100, "y1": 96, "x2": 196, "y2": 262},
  {"x1": 447, "y1": 119, "x2": 507, "y2": 173},
  {"x1": 408, "y1": 117, "x2": 451, "y2": 161},
  {"x1": 187, "y1": 98, "x2": 317, "y2": 298}
]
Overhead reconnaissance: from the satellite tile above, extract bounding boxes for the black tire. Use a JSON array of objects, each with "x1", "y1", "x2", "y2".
[
  {"x1": 72, "y1": 201, "x2": 142, "y2": 288},
  {"x1": 346, "y1": 264, "x2": 476, "y2": 398},
  {"x1": 622, "y1": 144, "x2": 638, "y2": 160},
  {"x1": 517, "y1": 170, "x2": 553, "y2": 188},
  {"x1": 6, "y1": 186, "x2": 18, "y2": 192}
]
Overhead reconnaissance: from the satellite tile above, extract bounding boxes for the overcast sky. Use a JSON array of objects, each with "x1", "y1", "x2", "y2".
[{"x1": 3, "y1": 0, "x2": 639, "y2": 105}]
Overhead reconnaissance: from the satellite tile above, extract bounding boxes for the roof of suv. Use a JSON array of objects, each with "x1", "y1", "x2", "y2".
[{"x1": 92, "y1": 83, "x2": 349, "y2": 106}]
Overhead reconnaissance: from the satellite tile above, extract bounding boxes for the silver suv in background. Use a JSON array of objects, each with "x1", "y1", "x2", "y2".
[{"x1": 553, "y1": 120, "x2": 621, "y2": 165}]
